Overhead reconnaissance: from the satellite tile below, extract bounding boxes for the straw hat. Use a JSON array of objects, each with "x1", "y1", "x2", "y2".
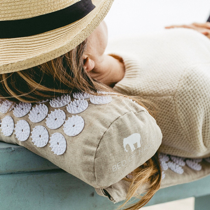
[{"x1": 0, "y1": 0, "x2": 114, "y2": 74}]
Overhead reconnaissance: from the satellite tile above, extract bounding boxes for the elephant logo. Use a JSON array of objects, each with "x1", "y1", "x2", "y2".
[{"x1": 123, "y1": 133, "x2": 141, "y2": 152}]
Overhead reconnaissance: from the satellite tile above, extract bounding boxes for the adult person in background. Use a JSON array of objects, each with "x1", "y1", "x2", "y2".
[{"x1": 1, "y1": 0, "x2": 210, "y2": 209}]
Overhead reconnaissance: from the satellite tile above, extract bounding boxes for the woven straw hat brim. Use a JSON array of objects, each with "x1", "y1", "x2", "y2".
[{"x1": 0, "y1": 0, "x2": 114, "y2": 74}]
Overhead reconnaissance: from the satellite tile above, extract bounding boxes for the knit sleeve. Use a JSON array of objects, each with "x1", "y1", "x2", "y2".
[{"x1": 172, "y1": 62, "x2": 210, "y2": 157}]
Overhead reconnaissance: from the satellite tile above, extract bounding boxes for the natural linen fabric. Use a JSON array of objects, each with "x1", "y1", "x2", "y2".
[
  {"x1": 0, "y1": 95, "x2": 162, "y2": 189},
  {"x1": 98, "y1": 28, "x2": 210, "y2": 203}
]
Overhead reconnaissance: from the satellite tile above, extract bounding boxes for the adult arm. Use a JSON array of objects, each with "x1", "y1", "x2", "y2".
[{"x1": 165, "y1": 22, "x2": 210, "y2": 39}]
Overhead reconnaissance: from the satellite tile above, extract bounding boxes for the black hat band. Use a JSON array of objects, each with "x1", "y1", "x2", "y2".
[{"x1": 0, "y1": 0, "x2": 95, "y2": 39}]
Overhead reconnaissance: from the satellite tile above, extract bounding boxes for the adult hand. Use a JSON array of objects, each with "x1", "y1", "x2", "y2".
[{"x1": 165, "y1": 22, "x2": 210, "y2": 39}]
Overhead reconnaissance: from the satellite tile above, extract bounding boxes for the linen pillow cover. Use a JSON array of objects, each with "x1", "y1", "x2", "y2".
[
  {"x1": 96, "y1": 148, "x2": 210, "y2": 203},
  {"x1": 0, "y1": 93, "x2": 162, "y2": 189}
]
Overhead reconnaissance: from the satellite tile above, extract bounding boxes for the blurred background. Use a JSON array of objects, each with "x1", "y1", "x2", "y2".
[
  {"x1": 104, "y1": 0, "x2": 210, "y2": 209},
  {"x1": 104, "y1": 0, "x2": 210, "y2": 40}
]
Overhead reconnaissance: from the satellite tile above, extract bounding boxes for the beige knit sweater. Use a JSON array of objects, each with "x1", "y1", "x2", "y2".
[{"x1": 106, "y1": 28, "x2": 210, "y2": 158}]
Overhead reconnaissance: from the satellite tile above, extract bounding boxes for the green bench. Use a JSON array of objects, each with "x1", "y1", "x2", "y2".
[{"x1": 0, "y1": 142, "x2": 210, "y2": 210}]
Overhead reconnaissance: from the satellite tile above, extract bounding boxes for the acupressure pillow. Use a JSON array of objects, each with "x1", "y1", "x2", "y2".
[{"x1": 0, "y1": 92, "x2": 162, "y2": 190}]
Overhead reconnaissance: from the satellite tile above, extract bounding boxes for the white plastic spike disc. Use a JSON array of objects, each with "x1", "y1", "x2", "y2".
[
  {"x1": 186, "y1": 159, "x2": 202, "y2": 171},
  {"x1": 15, "y1": 120, "x2": 30, "y2": 141},
  {"x1": 90, "y1": 95, "x2": 112, "y2": 105},
  {"x1": 13, "y1": 102, "x2": 32, "y2": 118},
  {"x1": 31, "y1": 126, "x2": 49, "y2": 148},
  {"x1": 66, "y1": 99, "x2": 88, "y2": 114},
  {"x1": 29, "y1": 104, "x2": 48, "y2": 123},
  {"x1": 167, "y1": 161, "x2": 184, "y2": 174},
  {"x1": 170, "y1": 155, "x2": 186, "y2": 166},
  {"x1": 158, "y1": 153, "x2": 170, "y2": 162},
  {"x1": 0, "y1": 100, "x2": 15, "y2": 113},
  {"x1": 73, "y1": 92, "x2": 91, "y2": 100},
  {"x1": 49, "y1": 133, "x2": 67, "y2": 155},
  {"x1": 49, "y1": 95, "x2": 71, "y2": 108},
  {"x1": 1, "y1": 116, "x2": 14, "y2": 136},
  {"x1": 63, "y1": 115, "x2": 84, "y2": 137},
  {"x1": 37, "y1": 99, "x2": 49, "y2": 104},
  {"x1": 46, "y1": 109, "x2": 66, "y2": 129}
]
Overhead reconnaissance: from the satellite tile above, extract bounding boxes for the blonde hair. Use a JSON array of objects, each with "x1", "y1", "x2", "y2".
[
  {"x1": 0, "y1": 39, "x2": 162, "y2": 209},
  {"x1": 119, "y1": 152, "x2": 162, "y2": 210}
]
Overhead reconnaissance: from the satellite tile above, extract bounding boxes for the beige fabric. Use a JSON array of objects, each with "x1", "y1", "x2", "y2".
[
  {"x1": 95, "y1": 179, "x2": 150, "y2": 204},
  {"x1": 0, "y1": 0, "x2": 114, "y2": 74},
  {"x1": 95, "y1": 180, "x2": 132, "y2": 203},
  {"x1": 107, "y1": 28, "x2": 210, "y2": 158},
  {"x1": 96, "y1": 28, "x2": 210, "y2": 203},
  {"x1": 95, "y1": 156, "x2": 210, "y2": 203},
  {"x1": 160, "y1": 157, "x2": 210, "y2": 189},
  {"x1": 0, "y1": 95, "x2": 162, "y2": 188}
]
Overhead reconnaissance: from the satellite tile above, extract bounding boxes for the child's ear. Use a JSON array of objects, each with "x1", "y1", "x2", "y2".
[{"x1": 83, "y1": 56, "x2": 95, "y2": 73}]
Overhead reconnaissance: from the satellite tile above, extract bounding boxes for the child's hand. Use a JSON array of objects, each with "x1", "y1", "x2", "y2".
[{"x1": 165, "y1": 22, "x2": 210, "y2": 38}]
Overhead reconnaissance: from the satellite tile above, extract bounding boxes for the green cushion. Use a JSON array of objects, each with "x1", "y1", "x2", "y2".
[{"x1": 0, "y1": 142, "x2": 58, "y2": 174}]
